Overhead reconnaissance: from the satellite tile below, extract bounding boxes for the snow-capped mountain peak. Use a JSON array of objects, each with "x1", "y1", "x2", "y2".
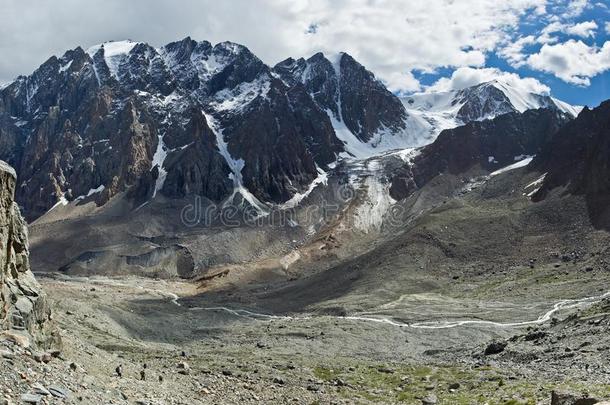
[
  {"x1": 399, "y1": 79, "x2": 581, "y2": 148},
  {"x1": 482, "y1": 79, "x2": 581, "y2": 117}
]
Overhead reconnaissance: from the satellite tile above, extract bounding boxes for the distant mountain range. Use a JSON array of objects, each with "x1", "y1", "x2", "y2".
[{"x1": 0, "y1": 37, "x2": 580, "y2": 220}]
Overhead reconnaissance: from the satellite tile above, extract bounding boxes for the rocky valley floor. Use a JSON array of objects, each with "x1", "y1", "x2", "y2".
[
  {"x1": 2, "y1": 264, "x2": 610, "y2": 405},
  {"x1": 4, "y1": 163, "x2": 610, "y2": 404}
]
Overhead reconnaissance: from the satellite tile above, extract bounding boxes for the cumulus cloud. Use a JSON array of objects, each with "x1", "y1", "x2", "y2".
[
  {"x1": 536, "y1": 20, "x2": 598, "y2": 44},
  {"x1": 526, "y1": 40, "x2": 610, "y2": 85},
  {"x1": 536, "y1": 22, "x2": 563, "y2": 44},
  {"x1": 0, "y1": 0, "x2": 548, "y2": 92},
  {"x1": 503, "y1": 17, "x2": 603, "y2": 76},
  {"x1": 564, "y1": 20, "x2": 598, "y2": 37},
  {"x1": 500, "y1": 35, "x2": 537, "y2": 67},
  {"x1": 427, "y1": 67, "x2": 551, "y2": 95},
  {"x1": 562, "y1": 0, "x2": 590, "y2": 18},
  {"x1": 3, "y1": 0, "x2": 607, "y2": 93}
]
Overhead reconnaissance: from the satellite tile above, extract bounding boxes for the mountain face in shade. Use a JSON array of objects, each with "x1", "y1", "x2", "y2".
[
  {"x1": 273, "y1": 52, "x2": 409, "y2": 153},
  {"x1": 0, "y1": 37, "x2": 579, "y2": 220},
  {"x1": 530, "y1": 101, "x2": 610, "y2": 228},
  {"x1": 389, "y1": 108, "x2": 571, "y2": 201}
]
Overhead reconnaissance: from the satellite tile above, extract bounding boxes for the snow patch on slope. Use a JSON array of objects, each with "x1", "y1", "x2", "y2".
[
  {"x1": 59, "y1": 60, "x2": 73, "y2": 73},
  {"x1": 151, "y1": 133, "x2": 168, "y2": 199},
  {"x1": 49, "y1": 193, "x2": 69, "y2": 212},
  {"x1": 86, "y1": 40, "x2": 140, "y2": 79},
  {"x1": 524, "y1": 173, "x2": 547, "y2": 197},
  {"x1": 551, "y1": 97, "x2": 582, "y2": 117},
  {"x1": 279, "y1": 166, "x2": 328, "y2": 210},
  {"x1": 210, "y1": 76, "x2": 271, "y2": 114},
  {"x1": 203, "y1": 111, "x2": 269, "y2": 216},
  {"x1": 328, "y1": 110, "x2": 377, "y2": 160},
  {"x1": 328, "y1": 52, "x2": 344, "y2": 77},
  {"x1": 490, "y1": 156, "x2": 534, "y2": 177},
  {"x1": 75, "y1": 185, "x2": 105, "y2": 201}
]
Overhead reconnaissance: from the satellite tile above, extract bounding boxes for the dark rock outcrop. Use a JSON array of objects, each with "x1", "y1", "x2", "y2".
[
  {"x1": 213, "y1": 77, "x2": 341, "y2": 203},
  {"x1": 0, "y1": 160, "x2": 58, "y2": 348},
  {"x1": 454, "y1": 82, "x2": 518, "y2": 123},
  {"x1": 484, "y1": 341, "x2": 507, "y2": 355},
  {"x1": 390, "y1": 108, "x2": 570, "y2": 201}
]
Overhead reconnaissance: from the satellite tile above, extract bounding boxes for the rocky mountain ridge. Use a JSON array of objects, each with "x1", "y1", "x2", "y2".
[
  {"x1": 0, "y1": 37, "x2": 579, "y2": 221},
  {"x1": 0, "y1": 38, "x2": 396, "y2": 219}
]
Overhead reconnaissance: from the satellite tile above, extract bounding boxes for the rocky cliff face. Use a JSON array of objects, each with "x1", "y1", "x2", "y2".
[
  {"x1": 531, "y1": 101, "x2": 610, "y2": 228},
  {"x1": 0, "y1": 160, "x2": 57, "y2": 348}
]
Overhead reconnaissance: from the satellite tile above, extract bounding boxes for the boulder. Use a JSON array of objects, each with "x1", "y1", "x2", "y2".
[
  {"x1": 551, "y1": 390, "x2": 600, "y2": 405},
  {"x1": 484, "y1": 341, "x2": 507, "y2": 355},
  {"x1": 421, "y1": 393, "x2": 438, "y2": 405}
]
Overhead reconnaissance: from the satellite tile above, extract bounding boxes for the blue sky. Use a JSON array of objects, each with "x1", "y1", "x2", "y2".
[
  {"x1": 520, "y1": 2, "x2": 610, "y2": 107},
  {"x1": 0, "y1": 0, "x2": 609, "y2": 107},
  {"x1": 416, "y1": 1, "x2": 610, "y2": 107}
]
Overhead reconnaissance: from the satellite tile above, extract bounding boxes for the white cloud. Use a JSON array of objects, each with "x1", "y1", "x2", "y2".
[
  {"x1": 562, "y1": 0, "x2": 589, "y2": 18},
  {"x1": 5, "y1": 0, "x2": 607, "y2": 93},
  {"x1": 564, "y1": 20, "x2": 598, "y2": 37},
  {"x1": 606, "y1": 21, "x2": 610, "y2": 34},
  {"x1": 427, "y1": 67, "x2": 550, "y2": 95},
  {"x1": 379, "y1": 70, "x2": 422, "y2": 93},
  {"x1": 537, "y1": 22, "x2": 564, "y2": 44},
  {"x1": 0, "y1": 0, "x2": 549, "y2": 92},
  {"x1": 502, "y1": 14, "x2": 603, "y2": 73},
  {"x1": 526, "y1": 40, "x2": 610, "y2": 85},
  {"x1": 500, "y1": 35, "x2": 537, "y2": 67},
  {"x1": 536, "y1": 20, "x2": 598, "y2": 44},
  {"x1": 265, "y1": 0, "x2": 553, "y2": 91}
]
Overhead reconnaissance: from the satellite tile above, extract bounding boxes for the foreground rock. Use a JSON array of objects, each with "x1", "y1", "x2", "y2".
[
  {"x1": 551, "y1": 390, "x2": 601, "y2": 405},
  {"x1": 0, "y1": 160, "x2": 59, "y2": 349}
]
